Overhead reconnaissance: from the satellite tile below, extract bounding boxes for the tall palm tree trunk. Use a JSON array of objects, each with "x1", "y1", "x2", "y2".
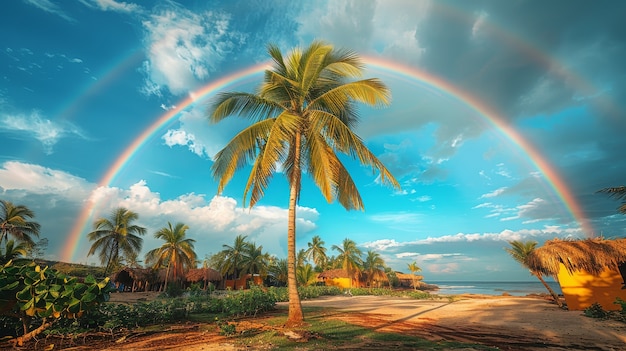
[
  {"x1": 164, "y1": 262, "x2": 171, "y2": 292},
  {"x1": 534, "y1": 272, "x2": 564, "y2": 308},
  {"x1": 286, "y1": 132, "x2": 304, "y2": 325}
]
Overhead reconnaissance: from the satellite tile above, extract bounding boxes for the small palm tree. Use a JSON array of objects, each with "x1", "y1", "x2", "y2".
[
  {"x1": 145, "y1": 222, "x2": 197, "y2": 291},
  {"x1": 505, "y1": 240, "x2": 564, "y2": 308},
  {"x1": 0, "y1": 200, "x2": 40, "y2": 247},
  {"x1": 269, "y1": 258, "x2": 289, "y2": 286},
  {"x1": 0, "y1": 239, "x2": 29, "y2": 264},
  {"x1": 208, "y1": 41, "x2": 399, "y2": 324},
  {"x1": 240, "y1": 242, "x2": 270, "y2": 284},
  {"x1": 87, "y1": 207, "x2": 146, "y2": 276},
  {"x1": 598, "y1": 186, "x2": 626, "y2": 214},
  {"x1": 219, "y1": 234, "x2": 250, "y2": 289},
  {"x1": 407, "y1": 261, "x2": 421, "y2": 290},
  {"x1": 305, "y1": 235, "x2": 328, "y2": 271},
  {"x1": 332, "y1": 238, "x2": 363, "y2": 288},
  {"x1": 363, "y1": 250, "x2": 387, "y2": 288},
  {"x1": 297, "y1": 263, "x2": 318, "y2": 286}
]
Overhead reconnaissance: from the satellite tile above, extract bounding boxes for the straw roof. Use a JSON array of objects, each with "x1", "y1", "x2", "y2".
[
  {"x1": 318, "y1": 269, "x2": 350, "y2": 279},
  {"x1": 111, "y1": 267, "x2": 152, "y2": 283},
  {"x1": 395, "y1": 272, "x2": 423, "y2": 281},
  {"x1": 527, "y1": 238, "x2": 626, "y2": 276},
  {"x1": 185, "y1": 268, "x2": 222, "y2": 282}
]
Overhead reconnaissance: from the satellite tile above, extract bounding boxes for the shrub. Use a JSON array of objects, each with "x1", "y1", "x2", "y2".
[{"x1": 583, "y1": 302, "x2": 609, "y2": 319}]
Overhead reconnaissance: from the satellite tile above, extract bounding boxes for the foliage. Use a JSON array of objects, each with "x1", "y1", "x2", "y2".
[
  {"x1": 0, "y1": 260, "x2": 114, "y2": 342},
  {"x1": 165, "y1": 283, "x2": 184, "y2": 298},
  {"x1": 0, "y1": 200, "x2": 41, "y2": 247},
  {"x1": 145, "y1": 222, "x2": 197, "y2": 290},
  {"x1": 583, "y1": 302, "x2": 610, "y2": 319},
  {"x1": 216, "y1": 318, "x2": 236, "y2": 336},
  {"x1": 87, "y1": 207, "x2": 146, "y2": 276}
]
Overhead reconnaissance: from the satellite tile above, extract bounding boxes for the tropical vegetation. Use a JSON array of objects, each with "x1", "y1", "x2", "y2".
[
  {"x1": 207, "y1": 41, "x2": 400, "y2": 324},
  {"x1": 145, "y1": 222, "x2": 197, "y2": 290},
  {"x1": 598, "y1": 185, "x2": 626, "y2": 214},
  {"x1": 87, "y1": 207, "x2": 146, "y2": 276},
  {"x1": 505, "y1": 240, "x2": 564, "y2": 308}
]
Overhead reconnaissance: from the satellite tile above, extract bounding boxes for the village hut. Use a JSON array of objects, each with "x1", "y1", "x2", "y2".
[
  {"x1": 151, "y1": 267, "x2": 184, "y2": 292},
  {"x1": 527, "y1": 238, "x2": 626, "y2": 310},
  {"x1": 318, "y1": 269, "x2": 362, "y2": 288},
  {"x1": 395, "y1": 272, "x2": 424, "y2": 289},
  {"x1": 185, "y1": 267, "x2": 222, "y2": 290},
  {"x1": 110, "y1": 267, "x2": 153, "y2": 292}
]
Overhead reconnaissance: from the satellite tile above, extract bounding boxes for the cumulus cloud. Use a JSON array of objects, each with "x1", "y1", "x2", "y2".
[
  {"x1": 140, "y1": 5, "x2": 246, "y2": 95},
  {"x1": 0, "y1": 161, "x2": 318, "y2": 262}
]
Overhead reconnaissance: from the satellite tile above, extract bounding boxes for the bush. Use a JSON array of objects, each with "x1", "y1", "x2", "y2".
[{"x1": 583, "y1": 302, "x2": 609, "y2": 319}]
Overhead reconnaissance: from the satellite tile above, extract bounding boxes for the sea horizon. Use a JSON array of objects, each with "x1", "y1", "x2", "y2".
[{"x1": 428, "y1": 280, "x2": 563, "y2": 296}]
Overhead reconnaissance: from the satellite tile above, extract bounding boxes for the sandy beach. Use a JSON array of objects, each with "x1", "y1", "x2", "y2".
[{"x1": 291, "y1": 294, "x2": 626, "y2": 350}]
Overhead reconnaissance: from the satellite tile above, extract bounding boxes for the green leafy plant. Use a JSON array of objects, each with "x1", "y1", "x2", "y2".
[
  {"x1": 583, "y1": 302, "x2": 609, "y2": 319},
  {"x1": 0, "y1": 260, "x2": 114, "y2": 346}
]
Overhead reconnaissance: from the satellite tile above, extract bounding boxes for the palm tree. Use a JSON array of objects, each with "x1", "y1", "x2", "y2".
[
  {"x1": 0, "y1": 200, "x2": 40, "y2": 247},
  {"x1": 145, "y1": 222, "x2": 197, "y2": 290},
  {"x1": 240, "y1": 242, "x2": 270, "y2": 284},
  {"x1": 269, "y1": 258, "x2": 289, "y2": 286},
  {"x1": 305, "y1": 235, "x2": 327, "y2": 271},
  {"x1": 208, "y1": 41, "x2": 400, "y2": 324},
  {"x1": 332, "y1": 238, "x2": 363, "y2": 288},
  {"x1": 297, "y1": 263, "x2": 318, "y2": 286},
  {"x1": 505, "y1": 240, "x2": 564, "y2": 308},
  {"x1": 363, "y1": 250, "x2": 386, "y2": 288},
  {"x1": 1, "y1": 239, "x2": 29, "y2": 264},
  {"x1": 407, "y1": 261, "x2": 422, "y2": 290},
  {"x1": 87, "y1": 207, "x2": 146, "y2": 276},
  {"x1": 598, "y1": 186, "x2": 626, "y2": 214},
  {"x1": 219, "y1": 234, "x2": 250, "y2": 289}
]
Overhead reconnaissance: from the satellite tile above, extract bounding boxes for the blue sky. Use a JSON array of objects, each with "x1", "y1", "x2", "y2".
[{"x1": 1, "y1": 0, "x2": 625, "y2": 281}]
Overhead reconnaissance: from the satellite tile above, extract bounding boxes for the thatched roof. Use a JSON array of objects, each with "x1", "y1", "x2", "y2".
[
  {"x1": 111, "y1": 267, "x2": 153, "y2": 283},
  {"x1": 318, "y1": 269, "x2": 350, "y2": 279},
  {"x1": 527, "y1": 238, "x2": 626, "y2": 276},
  {"x1": 185, "y1": 268, "x2": 222, "y2": 282},
  {"x1": 395, "y1": 272, "x2": 423, "y2": 281}
]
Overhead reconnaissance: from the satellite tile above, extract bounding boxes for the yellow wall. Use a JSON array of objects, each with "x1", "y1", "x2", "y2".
[
  {"x1": 324, "y1": 277, "x2": 352, "y2": 288},
  {"x1": 557, "y1": 264, "x2": 626, "y2": 311}
]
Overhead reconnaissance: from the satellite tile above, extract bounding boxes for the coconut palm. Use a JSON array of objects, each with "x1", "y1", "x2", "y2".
[
  {"x1": 145, "y1": 222, "x2": 197, "y2": 290},
  {"x1": 219, "y1": 234, "x2": 250, "y2": 289},
  {"x1": 597, "y1": 186, "x2": 626, "y2": 214},
  {"x1": 407, "y1": 261, "x2": 422, "y2": 290},
  {"x1": 305, "y1": 235, "x2": 327, "y2": 271},
  {"x1": 269, "y1": 258, "x2": 288, "y2": 286},
  {"x1": 0, "y1": 200, "x2": 40, "y2": 247},
  {"x1": 363, "y1": 250, "x2": 387, "y2": 288},
  {"x1": 208, "y1": 41, "x2": 399, "y2": 324},
  {"x1": 0, "y1": 239, "x2": 29, "y2": 264},
  {"x1": 87, "y1": 207, "x2": 146, "y2": 276},
  {"x1": 297, "y1": 263, "x2": 318, "y2": 286},
  {"x1": 240, "y1": 242, "x2": 270, "y2": 282},
  {"x1": 505, "y1": 240, "x2": 564, "y2": 308},
  {"x1": 332, "y1": 238, "x2": 363, "y2": 288}
]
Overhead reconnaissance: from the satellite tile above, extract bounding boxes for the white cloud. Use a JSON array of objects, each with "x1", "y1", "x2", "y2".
[
  {"x1": 162, "y1": 129, "x2": 208, "y2": 157},
  {"x1": 140, "y1": 6, "x2": 246, "y2": 95},
  {"x1": 480, "y1": 187, "x2": 507, "y2": 199},
  {"x1": 0, "y1": 111, "x2": 86, "y2": 154},
  {"x1": 0, "y1": 161, "x2": 93, "y2": 199},
  {"x1": 23, "y1": 0, "x2": 75, "y2": 22},
  {"x1": 92, "y1": 0, "x2": 141, "y2": 13}
]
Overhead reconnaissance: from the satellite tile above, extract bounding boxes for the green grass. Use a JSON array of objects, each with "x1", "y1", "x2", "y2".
[{"x1": 208, "y1": 307, "x2": 498, "y2": 350}]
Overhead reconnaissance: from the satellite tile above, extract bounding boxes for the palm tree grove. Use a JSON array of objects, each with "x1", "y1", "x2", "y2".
[{"x1": 2, "y1": 38, "x2": 626, "y2": 350}]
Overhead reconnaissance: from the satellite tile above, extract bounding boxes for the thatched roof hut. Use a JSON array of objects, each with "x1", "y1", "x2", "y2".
[
  {"x1": 527, "y1": 238, "x2": 626, "y2": 276},
  {"x1": 110, "y1": 267, "x2": 154, "y2": 292},
  {"x1": 395, "y1": 272, "x2": 423, "y2": 281},
  {"x1": 185, "y1": 268, "x2": 222, "y2": 283}
]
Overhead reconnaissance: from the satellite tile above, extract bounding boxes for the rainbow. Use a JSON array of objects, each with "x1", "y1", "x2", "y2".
[{"x1": 62, "y1": 57, "x2": 593, "y2": 262}]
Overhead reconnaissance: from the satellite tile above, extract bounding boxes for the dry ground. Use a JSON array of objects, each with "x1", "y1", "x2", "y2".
[{"x1": 20, "y1": 293, "x2": 626, "y2": 351}]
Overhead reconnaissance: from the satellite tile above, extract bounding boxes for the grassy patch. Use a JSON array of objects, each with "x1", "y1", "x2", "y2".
[{"x1": 229, "y1": 308, "x2": 498, "y2": 350}]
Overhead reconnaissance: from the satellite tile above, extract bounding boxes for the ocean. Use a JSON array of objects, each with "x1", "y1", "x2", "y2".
[{"x1": 428, "y1": 281, "x2": 563, "y2": 296}]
